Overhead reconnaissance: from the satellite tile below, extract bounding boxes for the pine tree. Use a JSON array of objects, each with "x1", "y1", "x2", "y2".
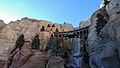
[
  {"x1": 52, "y1": 24, "x2": 55, "y2": 27},
  {"x1": 46, "y1": 36, "x2": 62, "y2": 56},
  {"x1": 31, "y1": 34, "x2": 40, "y2": 49},
  {"x1": 16, "y1": 34, "x2": 25, "y2": 48},
  {"x1": 47, "y1": 24, "x2": 51, "y2": 27},
  {"x1": 11, "y1": 34, "x2": 24, "y2": 54},
  {"x1": 96, "y1": 13, "x2": 107, "y2": 34},
  {"x1": 40, "y1": 26, "x2": 45, "y2": 31}
]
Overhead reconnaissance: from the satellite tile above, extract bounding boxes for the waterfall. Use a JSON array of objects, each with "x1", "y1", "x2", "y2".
[
  {"x1": 74, "y1": 38, "x2": 80, "y2": 54},
  {"x1": 66, "y1": 38, "x2": 82, "y2": 68},
  {"x1": 72, "y1": 38, "x2": 81, "y2": 68}
]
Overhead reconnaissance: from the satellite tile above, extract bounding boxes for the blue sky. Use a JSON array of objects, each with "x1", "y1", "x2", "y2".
[{"x1": 0, "y1": 0, "x2": 102, "y2": 27}]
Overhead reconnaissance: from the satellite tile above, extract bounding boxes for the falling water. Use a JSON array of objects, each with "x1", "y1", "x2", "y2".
[
  {"x1": 66, "y1": 38, "x2": 82, "y2": 68},
  {"x1": 72, "y1": 38, "x2": 81, "y2": 68},
  {"x1": 74, "y1": 38, "x2": 80, "y2": 54}
]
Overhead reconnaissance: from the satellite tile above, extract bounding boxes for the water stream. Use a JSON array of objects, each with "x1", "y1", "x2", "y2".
[
  {"x1": 73, "y1": 38, "x2": 81, "y2": 68},
  {"x1": 67, "y1": 38, "x2": 82, "y2": 68}
]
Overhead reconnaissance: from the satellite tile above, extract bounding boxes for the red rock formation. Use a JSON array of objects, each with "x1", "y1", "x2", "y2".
[
  {"x1": 0, "y1": 18, "x2": 73, "y2": 61},
  {"x1": 0, "y1": 20, "x2": 5, "y2": 30}
]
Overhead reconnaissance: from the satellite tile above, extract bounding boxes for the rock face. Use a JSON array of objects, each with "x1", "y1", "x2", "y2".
[
  {"x1": 46, "y1": 57, "x2": 64, "y2": 68},
  {"x1": 79, "y1": 18, "x2": 91, "y2": 28},
  {"x1": 106, "y1": 0, "x2": 120, "y2": 17},
  {"x1": 4, "y1": 46, "x2": 47, "y2": 68},
  {"x1": 0, "y1": 20, "x2": 5, "y2": 30},
  {"x1": 20, "y1": 50, "x2": 46, "y2": 68},
  {"x1": 82, "y1": 0, "x2": 120, "y2": 68},
  {"x1": 9, "y1": 48, "x2": 34, "y2": 68},
  {"x1": 0, "y1": 17, "x2": 73, "y2": 61},
  {"x1": 3, "y1": 40, "x2": 67, "y2": 68}
]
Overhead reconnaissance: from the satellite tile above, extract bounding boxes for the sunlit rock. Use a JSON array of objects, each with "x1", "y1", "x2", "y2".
[
  {"x1": 0, "y1": 20, "x2": 5, "y2": 30},
  {"x1": 0, "y1": 18, "x2": 73, "y2": 61},
  {"x1": 79, "y1": 18, "x2": 91, "y2": 28}
]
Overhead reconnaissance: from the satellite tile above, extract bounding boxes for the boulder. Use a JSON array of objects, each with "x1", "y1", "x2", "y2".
[
  {"x1": 9, "y1": 48, "x2": 34, "y2": 68},
  {"x1": 7, "y1": 47, "x2": 47, "y2": 68},
  {"x1": 20, "y1": 50, "x2": 46, "y2": 68},
  {"x1": 100, "y1": 41, "x2": 120, "y2": 68},
  {"x1": 46, "y1": 56, "x2": 65, "y2": 68}
]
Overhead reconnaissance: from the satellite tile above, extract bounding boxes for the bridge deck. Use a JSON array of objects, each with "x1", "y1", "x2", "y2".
[{"x1": 54, "y1": 26, "x2": 90, "y2": 38}]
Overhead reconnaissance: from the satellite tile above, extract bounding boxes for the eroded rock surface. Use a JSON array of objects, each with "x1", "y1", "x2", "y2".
[
  {"x1": 46, "y1": 57, "x2": 64, "y2": 68},
  {"x1": 0, "y1": 18, "x2": 73, "y2": 61},
  {"x1": 84, "y1": 0, "x2": 120, "y2": 68},
  {"x1": 0, "y1": 20, "x2": 5, "y2": 30}
]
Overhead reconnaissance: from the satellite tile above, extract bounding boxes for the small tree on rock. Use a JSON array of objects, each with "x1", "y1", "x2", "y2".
[
  {"x1": 47, "y1": 24, "x2": 51, "y2": 27},
  {"x1": 40, "y1": 26, "x2": 45, "y2": 31},
  {"x1": 31, "y1": 34, "x2": 40, "y2": 49},
  {"x1": 46, "y1": 36, "x2": 63, "y2": 56},
  {"x1": 52, "y1": 24, "x2": 55, "y2": 27},
  {"x1": 55, "y1": 28, "x2": 59, "y2": 32},
  {"x1": 10, "y1": 34, "x2": 24, "y2": 54},
  {"x1": 16, "y1": 34, "x2": 25, "y2": 49}
]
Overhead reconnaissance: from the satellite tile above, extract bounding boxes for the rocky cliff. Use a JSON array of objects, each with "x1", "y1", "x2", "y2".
[
  {"x1": 79, "y1": 18, "x2": 91, "y2": 28},
  {"x1": 1, "y1": 0, "x2": 120, "y2": 68},
  {"x1": 0, "y1": 20, "x2": 5, "y2": 30},
  {"x1": 79, "y1": 0, "x2": 120, "y2": 68},
  {"x1": 0, "y1": 17, "x2": 73, "y2": 61}
]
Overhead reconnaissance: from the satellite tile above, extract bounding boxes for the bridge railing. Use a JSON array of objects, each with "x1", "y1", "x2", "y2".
[{"x1": 54, "y1": 26, "x2": 90, "y2": 38}]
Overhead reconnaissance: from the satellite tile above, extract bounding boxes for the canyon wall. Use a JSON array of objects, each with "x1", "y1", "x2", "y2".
[
  {"x1": 79, "y1": 0, "x2": 120, "y2": 68},
  {"x1": 0, "y1": 17, "x2": 73, "y2": 61}
]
